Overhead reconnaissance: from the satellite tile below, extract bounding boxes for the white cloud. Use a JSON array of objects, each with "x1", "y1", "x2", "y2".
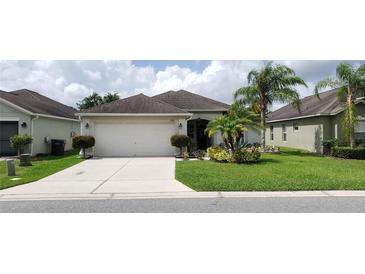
[
  {"x1": 63, "y1": 83, "x2": 93, "y2": 106},
  {"x1": 83, "y1": 70, "x2": 102, "y2": 80},
  {"x1": 0, "y1": 60, "x2": 362, "y2": 110}
]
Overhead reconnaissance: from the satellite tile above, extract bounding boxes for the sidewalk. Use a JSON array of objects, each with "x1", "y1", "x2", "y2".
[{"x1": 2, "y1": 190, "x2": 365, "y2": 201}]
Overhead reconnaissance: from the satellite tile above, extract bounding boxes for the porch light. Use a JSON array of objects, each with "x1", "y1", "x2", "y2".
[
  {"x1": 85, "y1": 122, "x2": 89, "y2": 129},
  {"x1": 21, "y1": 122, "x2": 27, "y2": 128},
  {"x1": 178, "y1": 123, "x2": 183, "y2": 129}
]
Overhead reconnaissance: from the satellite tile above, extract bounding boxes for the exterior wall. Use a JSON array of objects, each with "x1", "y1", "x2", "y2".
[
  {"x1": 331, "y1": 103, "x2": 365, "y2": 142},
  {"x1": 32, "y1": 117, "x2": 80, "y2": 155},
  {"x1": 0, "y1": 101, "x2": 32, "y2": 153},
  {"x1": 80, "y1": 116, "x2": 188, "y2": 155},
  {"x1": 1, "y1": 100, "x2": 81, "y2": 155},
  {"x1": 244, "y1": 128, "x2": 260, "y2": 144},
  {"x1": 266, "y1": 116, "x2": 332, "y2": 153}
]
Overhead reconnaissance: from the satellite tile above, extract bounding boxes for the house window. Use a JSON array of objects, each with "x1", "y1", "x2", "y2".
[
  {"x1": 293, "y1": 122, "x2": 299, "y2": 131},
  {"x1": 282, "y1": 124, "x2": 287, "y2": 141},
  {"x1": 270, "y1": 125, "x2": 274, "y2": 141}
]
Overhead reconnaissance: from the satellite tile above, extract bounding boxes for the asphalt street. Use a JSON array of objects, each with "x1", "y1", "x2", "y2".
[{"x1": 2, "y1": 196, "x2": 365, "y2": 212}]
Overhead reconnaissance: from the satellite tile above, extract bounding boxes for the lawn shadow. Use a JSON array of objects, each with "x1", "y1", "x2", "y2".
[
  {"x1": 259, "y1": 158, "x2": 282, "y2": 164},
  {"x1": 31, "y1": 150, "x2": 80, "y2": 162}
]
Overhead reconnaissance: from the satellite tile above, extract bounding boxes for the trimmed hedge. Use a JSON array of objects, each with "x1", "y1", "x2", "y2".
[
  {"x1": 72, "y1": 135, "x2": 95, "y2": 158},
  {"x1": 170, "y1": 134, "x2": 190, "y2": 155},
  {"x1": 10, "y1": 134, "x2": 33, "y2": 155},
  {"x1": 332, "y1": 147, "x2": 365, "y2": 159}
]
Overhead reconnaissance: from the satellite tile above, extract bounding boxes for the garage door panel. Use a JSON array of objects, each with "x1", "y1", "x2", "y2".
[{"x1": 94, "y1": 120, "x2": 176, "y2": 156}]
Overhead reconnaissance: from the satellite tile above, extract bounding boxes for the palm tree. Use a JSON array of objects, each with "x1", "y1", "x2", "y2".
[
  {"x1": 234, "y1": 62, "x2": 307, "y2": 148},
  {"x1": 103, "y1": 92, "x2": 120, "y2": 103},
  {"x1": 205, "y1": 104, "x2": 259, "y2": 152},
  {"x1": 315, "y1": 62, "x2": 365, "y2": 148}
]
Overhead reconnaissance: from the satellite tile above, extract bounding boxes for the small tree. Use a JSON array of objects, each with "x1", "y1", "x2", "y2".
[
  {"x1": 10, "y1": 134, "x2": 33, "y2": 156},
  {"x1": 72, "y1": 135, "x2": 95, "y2": 158},
  {"x1": 170, "y1": 134, "x2": 190, "y2": 156}
]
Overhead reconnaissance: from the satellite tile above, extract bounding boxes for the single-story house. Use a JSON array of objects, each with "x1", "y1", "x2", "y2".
[
  {"x1": 266, "y1": 88, "x2": 365, "y2": 152},
  {"x1": 0, "y1": 89, "x2": 81, "y2": 156},
  {"x1": 77, "y1": 90, "x2": 259, "y2": 157}
]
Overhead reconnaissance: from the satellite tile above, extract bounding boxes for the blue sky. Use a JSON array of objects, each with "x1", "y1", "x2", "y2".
[{"x1": 0, "y1": 60, "x2": 362, "y2": 109}]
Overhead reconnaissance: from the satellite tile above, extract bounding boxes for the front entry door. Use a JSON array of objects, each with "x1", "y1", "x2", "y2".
[{"x1": 0, "y1": 121, "x2": 19, "y2": 156}]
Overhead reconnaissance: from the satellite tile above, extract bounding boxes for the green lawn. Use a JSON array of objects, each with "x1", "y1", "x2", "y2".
[
  {"x1": 0, "y1": 150, "x2": 83, "y2": 190},
  {"x1": 176, "y1": 147, "x2": 365, "y2": 191}
]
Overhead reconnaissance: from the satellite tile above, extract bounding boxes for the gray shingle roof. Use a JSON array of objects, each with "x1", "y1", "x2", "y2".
[
  {"x1": 82, "y1": 93, "x2": 190, "y2": 114},
  {"x1": 153, "y1": 89, "x2": 230, "y2": 110},
  {"x1": 267, "y1": 88, "x2": 344, "y2": 122},
  {"x1": 0, "y1": 89, "x2": 78, "y2": 119}
]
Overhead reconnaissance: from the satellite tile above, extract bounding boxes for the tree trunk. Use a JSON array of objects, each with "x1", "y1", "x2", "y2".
[
  {"x1": 260, "y1": 109, "x2": 266, "y2": 149},
  {"x1": 83, "y1": 148, "x2": 86, "y2": 159},
  {"x1": 347, "y1": 87, "x2": 355, "y2": 149},
  {"x1": 179, "y1": 147, "x2": 182, "y2": 156}
]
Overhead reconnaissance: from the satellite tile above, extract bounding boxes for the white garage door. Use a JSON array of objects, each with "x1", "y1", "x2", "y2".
[{"x1": 94, "y1": 120, "x2": 177, "y2": 156}]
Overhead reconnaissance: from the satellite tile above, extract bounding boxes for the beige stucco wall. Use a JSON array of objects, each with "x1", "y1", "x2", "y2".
[
  {"x1": 0, "y1": 100, "x2": 80, "y2": 155},
  {"x1": 266, "y1": 116, "x2": 332, "y2": 153},
  {"x1": 32, "y1": 117, "x2": 80, "y2": 155}
]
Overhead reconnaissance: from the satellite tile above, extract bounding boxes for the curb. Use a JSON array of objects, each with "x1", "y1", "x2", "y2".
[{"x1": 1, "y1": 190, "x2": 365, "y2": 201}]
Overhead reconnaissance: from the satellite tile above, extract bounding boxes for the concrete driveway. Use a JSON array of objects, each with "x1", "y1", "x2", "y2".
[{"x1": 0, "y1": 157, "x2": 192, "y2": 197}]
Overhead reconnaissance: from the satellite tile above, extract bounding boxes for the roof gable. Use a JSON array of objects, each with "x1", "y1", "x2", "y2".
[
  {"x1": 0, "y1": 89, "x2": 78, "y2": 119},
  {"x1": 82, "y1": 93, "x2": 190, "y2": 114},
  {"x1": 153, "y1": 89, "x2": 230, "y2": 110},
  {"x1": 267, "y1": 89, "x2": 345, "y2": 122}
]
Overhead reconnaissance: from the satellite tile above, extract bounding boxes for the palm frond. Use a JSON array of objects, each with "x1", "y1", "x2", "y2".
[
  {"x1": 336, "y1": 86, "x2": 347, "y2": 102},
  {"x1": 314, "y1": 77, "x2": 341, "y2": 96},
  {"x1": 336, "y1": 62, "x2": 354, "y2": 83},
  {"x1": 271, "y1": 88, "x2": 301, "y2": 110}
]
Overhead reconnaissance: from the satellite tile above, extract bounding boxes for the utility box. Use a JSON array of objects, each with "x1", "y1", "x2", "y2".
[{"x1": 51, "y1": 139, "x2": 65, "y2": 156}]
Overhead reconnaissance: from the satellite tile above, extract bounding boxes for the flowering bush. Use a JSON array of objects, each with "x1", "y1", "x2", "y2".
[
  {"x1": 233, "y1": 146, "x2": 261, "y2": 163},
  {"x1": 207, "y1": 146, "x2": 230, "y2": 162},
  {"x1": 208, "y1": 146, "x2": 261, "y2": 163}
]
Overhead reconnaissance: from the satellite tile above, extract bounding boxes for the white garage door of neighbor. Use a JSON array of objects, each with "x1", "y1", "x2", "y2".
[{"x1": 94, "y1": 120, "x2": 177, "y2": 156}]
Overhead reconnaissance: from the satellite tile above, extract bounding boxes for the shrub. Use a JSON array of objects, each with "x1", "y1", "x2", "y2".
[
  {"x1": 233, "y1": 146, "x2": 261, "y2": 163},
  {"x1": 192, "y1": 149, "x2": 206, "y2": 160},
  {"x1": 10, "y1": 134, "x2": 33, "y2": 156},
  {"x1": 72, "y1": 135, "x2": 95, "y2": 158},
  {"x1": 207, "y1": 146, "x2": 230, "y2": 162},
  {"x1": 170, "y1": 134, "x2": 190, "y2": 156},
  {"x1": 356, "y1": 139, "x2": 365, "y2": 147},
  {"x1": 322, "y1": 139, "x2": 339, "y2": 155},
  {"x1": 332, "y1": 147, "x2": 365, "y2": 159}
]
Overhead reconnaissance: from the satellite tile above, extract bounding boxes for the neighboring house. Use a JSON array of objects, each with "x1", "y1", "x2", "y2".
[
  {"x1": 266, "y1": 88, "x2": 365, "y2": 153},
  {"x1": 77, "y1": 90, "x2": 258, "y2": 157},
  {"x1": 0, "y1": 89, "x2": 81, "y2": 156}
]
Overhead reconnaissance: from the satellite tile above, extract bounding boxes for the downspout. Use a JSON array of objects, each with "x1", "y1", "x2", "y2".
[{"x1": 30, "y1": 115, "x2": 39, "y2": 156}]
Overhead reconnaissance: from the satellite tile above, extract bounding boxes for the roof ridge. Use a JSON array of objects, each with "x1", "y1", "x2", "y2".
[{"x1": 82, "y1": 93, "x2": 189, "y2": 114}]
